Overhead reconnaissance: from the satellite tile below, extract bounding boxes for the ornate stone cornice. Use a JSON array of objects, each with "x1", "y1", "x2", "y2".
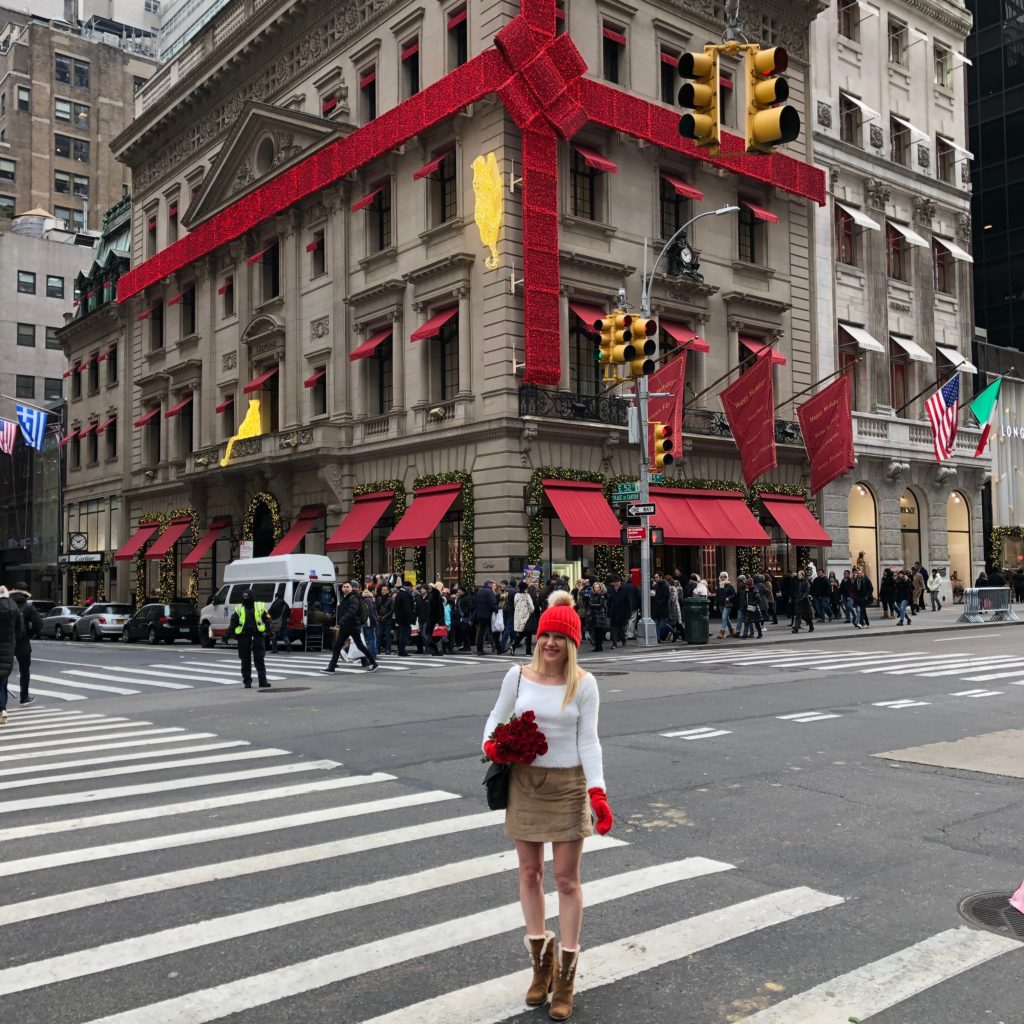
[
  {"x1": 402, "y1": 252, "x2": 476, "y2": 286},
  {"x1": 720, "y1": 291, "x2": 792, "y2": 316},
  {"x1": 345, "y1": 278, "x2": 406, "y2": 308},
  {"x1": 560, "y1": 251, "x2": 637, "y2": 279}
]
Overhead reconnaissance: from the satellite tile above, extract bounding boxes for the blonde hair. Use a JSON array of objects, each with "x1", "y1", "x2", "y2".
[{"x1": 528, "y1": 589, "x2": 586, "y2": 708}]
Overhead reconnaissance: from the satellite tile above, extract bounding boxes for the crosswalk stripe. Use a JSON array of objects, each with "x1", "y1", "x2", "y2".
[
  {"x1": 961, "y1": 668, "x2": 1024, "y2": 682},
  {"x1": 64, "y1": 670, "x2": 192, "y2": 689},
  {"x1": 777, "y1": 712, "x2": 841, "y2": 723},
  {"x1": 358, "y1": 886, "x2": 844, "y2": 1024},
  {"x1": 735, "y1": 926, "x2": 1019, "y2": 1022},
  {"x1": 77, "y1": 856, "x2": 737, "y2": 1024},
  {"x1": 5, "y1": 711, "x2": 97, "y2": 726},
  {"x1": 2, "y1": 790, "x2": 460, "y2": 877},
  {"x1": 146, "y1": 663, "x2": 275, "y2": 681},
  {"x1": 880, "y1": 658, "x2": 1010, "y2": 676},
  {"x1": 2, "y1": 728, "x2": 192, "y2": 756},
  {"x1": 3, "y1": 740, "x2": 250, "y2": 777},
  {"x1": 0, "y1": 772, "x2": 393, "y2": 844},
  {"x1": 0, "y1": 719, "x2": 150, "y2": 740},
  {"x1": 0, "y1": 747, "x2": 291, "y2": 791},
  {"x1": 873, "y1": 699, "x2": 930, "y2": 709},
  {"x1": 179, "y1": 659, "x2": 365, "y2": 677},
  {"x1": 4, "y1": 837, "x2": 627, "y2": 997},
  {"x1": 950, "y1": 689, "x2": 1002, "y2": 698},
  {"x1": 31, "y1": 674, "x2": 140, "y2": 695},
  {"x1": 0, "y1": 809, "x2": 503, "y2": 925},
  {"x1": 660, "y1": 727, "x2": 732, "y2": 739},
  {"x1": 0, "y1": 759, "x2": 340, "y2": 815},
  {"x1": 21, "y1": 687, "x2": 86, "y2": 701}
]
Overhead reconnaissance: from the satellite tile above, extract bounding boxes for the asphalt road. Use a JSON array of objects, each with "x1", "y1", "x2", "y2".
[{"x1": 3, "y1": 623, "x2": 1024, "y2": 1023}]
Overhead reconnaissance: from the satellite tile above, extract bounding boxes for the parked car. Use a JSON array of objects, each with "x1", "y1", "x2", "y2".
[
  {"x1": 39, "y1": 605, "x2": 84, "y2": 640},
  {"x1": 121, "y1": 602, "x2": 200, "y2": 645},
  {"x1": 72, "y1": 603, "x2": 134, "y2": 641},
  {"x1": 30, "y1": 600, "x2": 56, "y2": 617}
]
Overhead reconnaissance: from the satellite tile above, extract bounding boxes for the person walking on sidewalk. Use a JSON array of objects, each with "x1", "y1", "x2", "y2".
[
  {"x1": 228, "y1": 589, "x2": 272, "y2": 689},
  {"x1": 894, "y1": 570, "x2": 914, "y2": 626},
  {"x1": 927, "y1": 569, "x2": 943, "y2": 611},
  {"x1": 790, "y1": 571, "x2": 815, "y2": 633},
  {"x1": 716, "y1": 572, "x2": 736, "y2": 639},
  {"x1": 482, "y1": 591, "x2": 612, "y2": 1021},
  {"x1": 322, "y1": 581, "x2": 378, "y2": 673},
  {"x1": 8, "y1": 582, "x2": 42, "y2": 707},
  {"x1": 910, "y1": 569, "x2": 925, "y2": 618},
  {"x1": 0, "y1": 586, "x2": 21, "y2": 725},
  {"x1": 474, "y1": 579, "x2": 500, "y2": 655},
  {"x1": 854, "y1": 569, "x2": 874, "y2": 628}
]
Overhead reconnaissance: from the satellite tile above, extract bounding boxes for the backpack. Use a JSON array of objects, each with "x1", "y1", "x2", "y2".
[{"x1": 358, "y1": 596, "x2": 370, "y2": 626}]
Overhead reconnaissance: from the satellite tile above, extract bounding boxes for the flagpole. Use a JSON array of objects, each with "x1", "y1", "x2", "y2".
[
  {"x1": 968, "y1": 367, "x2": 1014, "y2": 424},
  {"x1": 0, "y1": 395, "x2": 53, "y2": 415},
  {"x1": 773, "y1": 357, "x2": 863, "y2": 413},
  {"x1": 894, "y1": 375, "x2": 950, "y2": 417}
]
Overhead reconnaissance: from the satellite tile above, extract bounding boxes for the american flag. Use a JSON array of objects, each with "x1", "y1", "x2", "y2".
[
  {"x1": 15, "y1": 404, "x2": 47, "y2": 451},
  {"x1": 924, "y1": 375, "x2": 960, "y2": 462},
  {"x1": 0, "y1": 418, "x2": 17, "y2": 455}
]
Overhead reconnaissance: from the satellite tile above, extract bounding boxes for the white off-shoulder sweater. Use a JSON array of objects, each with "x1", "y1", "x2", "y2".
[{"x1": 482, "y1": 666, "x2": 605, "y2": 792}]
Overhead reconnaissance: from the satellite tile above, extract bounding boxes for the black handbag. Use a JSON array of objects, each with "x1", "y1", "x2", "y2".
[{"x1": 482, "y1": 669, "x2": 521, "y2": 810}]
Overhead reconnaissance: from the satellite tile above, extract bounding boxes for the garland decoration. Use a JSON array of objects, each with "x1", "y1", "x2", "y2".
[
  {"x1": 168, "y1": 507, "x2": 200, "y2": 602},
  {"x1": 412, "y1": 471, "x2": 473, "y2": 585},
  {"x1": 71, "y1": 563, "x2": 107, "y2": 605},
  {"x1": 352, "y1": 480, "x2": 407, "y2": 579},
  {"x1": 990, "y1": 526, "x2": 1024, "y2": 569},
  {"x1": 133, "y1": 512, "x2": 167, "y2": 609},
  {"x1": 243, "y1": 491, "x2": 284, "y2": 545}
]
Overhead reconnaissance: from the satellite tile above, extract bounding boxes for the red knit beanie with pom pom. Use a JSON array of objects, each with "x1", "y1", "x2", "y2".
[{"x1": 535, "y1": 590, "x2": 581, "y2": 647}]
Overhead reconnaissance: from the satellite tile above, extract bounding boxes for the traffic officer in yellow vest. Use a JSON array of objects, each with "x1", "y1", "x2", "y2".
[{"x1": 229, "y1": 589, "x2": 272, "y2": 688}]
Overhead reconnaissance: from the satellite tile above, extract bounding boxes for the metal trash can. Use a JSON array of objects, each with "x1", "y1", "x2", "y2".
[{"x1": 682, "y1": 596, "x2": 710, "y2": 645}]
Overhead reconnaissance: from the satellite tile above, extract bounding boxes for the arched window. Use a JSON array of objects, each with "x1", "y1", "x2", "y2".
[
  {"x1": 946, "y1": 491, "x2": 971, "y2": 590},
  {"x1": 848, "y1": 483, "x2": 878, "y2": 583}
]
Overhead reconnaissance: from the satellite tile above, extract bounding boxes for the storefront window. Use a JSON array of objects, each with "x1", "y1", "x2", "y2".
[
  {"x1": 848, "y1": 483, "x2": 878, "y2": 583},
  {"x1": 899, "y1": 489, "x2": 921, "y2": 567},
  {"x1": 429, "y1": 514, "x2": 462, "y2": 586},
  {"x1": 946, "y1": 491, "x2": 971, "y2": 588}
]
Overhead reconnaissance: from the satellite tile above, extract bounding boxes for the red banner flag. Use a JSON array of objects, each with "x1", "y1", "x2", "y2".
[
  {"x1": 720, "y1": 353, "x2": 777, "y2": 486},
  {"x1": 796, "y1": 373, "x2": 855, "y2": 493},
  {"x1": 648, "y1": 350, "x2": 686, "y2": 467}
]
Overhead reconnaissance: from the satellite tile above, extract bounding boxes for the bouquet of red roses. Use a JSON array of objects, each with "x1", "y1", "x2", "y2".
[{"x1": 483, "y1": 710, "x2": 548, "y2": 765}]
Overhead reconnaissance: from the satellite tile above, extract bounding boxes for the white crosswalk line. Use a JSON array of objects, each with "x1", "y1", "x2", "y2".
[
  {"x1": 1, "y1": 728, "x2": 192, "y2": 756},
  {"x1": 20, "y1": 687, "x2": 86, "y2": 701},
  {"x1": 358, "y1": 887, "x2": 844, "y2": 1024},
  {"x1": 0, "y1": 759, "x2": 340, "y2": 815},
  {"x1": 660, "y1": 727, "x2": 732, "y2": 739},
  {"x1": 0, "y1": 809, "x2": 503, "y2": 925},
  {"x1": 5, "y1": 711, "x2": 98, "y2": 726},
  {"x1": 30, "y1": 674, "x2": 140, "y2": 695},
  {"x1": 735, "y1": 927, "x2": 1019, "y2": 1023},
  {"x1": 0, "y1": 747, "x2": 291, "y2": 791},
  {"x1": 776, "y1": 711, "x2": 842, "y2": 723},
  {"x1": 64, "y1": 670, "x2": 192, "y2": 689},
  {"x1": 2, "y1": 789, "x2": 460, "y2": 877},
  {"x1": 0, "y1": 772, "x2": 393, "y2": 844},
  {"x1": 147, "y1": 663, "x2": 277, "y2": 681},
  {"x1": 77, "y1": 857, "x2": 739, "y2": 1024},
  {"x1": 950, "y1": 689, "x2": 1003, "y2": 698},
  {"x1": 873, "y1": 699, "x2": 930, "y2": 709},
  {"x1": 0, "y1": 719, "x2": 150, "y2": 740},
  {"x1": 961, "y1": 668, "x2": 1024, "y2": 682},
  {"x1": 3, "y1": 837, "x2": 626, "y2": 996},
  {"x1": 2, "y1": 741, "x2": 250, "y2": 776}
]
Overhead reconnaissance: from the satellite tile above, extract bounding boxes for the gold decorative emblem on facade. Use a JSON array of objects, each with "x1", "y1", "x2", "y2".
[{"x1": 472, "y1": 152, "x2": 503, "y2": 270}]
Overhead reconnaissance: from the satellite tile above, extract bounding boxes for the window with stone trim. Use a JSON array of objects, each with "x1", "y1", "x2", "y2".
[
  {"x1": 437, "y1": 317, "x2": 459, "y2": 401},
  {"x1": 886, "y1": 223, "x2": 909, "y2": 281},
  {"x1": 839, "y1": 94, "x2": 860, "y2": 146},
  {"x1": 431, "y1": 152, "x2": 458, "y2": 226},
  {"x1": 17, "y1": 323, "x2": 35, "y2": 347},
  {"x1": 834, "y1": 205, "x2": 859, "y2": 266},
  {"x1": 934, "y1": 43, "x2": 953, "y2": 89},
  {"x1": 890, "y1": 115, "x2": 910, "y2": 166},
  {"x1": 933, "y1": 239, "x2": 954, "y2": 293},
  {"x1": 602, "y1": 22, "x2": 626, "y2": 84},
  {"x1": 570, "y1": 149, "x2": 601, "y2": 221},
  {"x1": 936, "y1": 136, "x2": 956, "y2": 183},
  {"x1": 570, "y1": 317, "x2": 600, "y2": 397},
  {"x1": 447, "y1": 4, "x2": 468, "y2": 70},
  {"x1": 888, "y1": 17, "x2": 907, "y2": 65},
  {"x1": 374, "y1": 339, "x2": 393, "y2": 414},
  {"x1": 838, "y1": 0, "x2": 859, "y2": 41}
]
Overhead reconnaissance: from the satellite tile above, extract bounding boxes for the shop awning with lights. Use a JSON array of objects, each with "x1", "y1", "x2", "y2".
[
  {"x1": 760, "y1": 495, "x2": 832, "y2": 546},
  {"x1": 890, "y1": 334, "x2": 933, "y2": 363},
  {"x1": 326, "y1": 490, "x2": 396, "y2": 551},
  {"x1": 662, "y1": 320, "x2": 710, "y2": 353},
  {"x1": 542, "y1": 480, "x2": 621, "y2": 545},
  {"x1": 269, "y1": 505, "x2": 325, "y2": 556},
  {"x1": 165, "y1": 393, "x2": 194, "y2": 418},
  {"x1": 834, "y1": 201, "x2": 880, "y2": 231},
  {"x1": 740, "y1": 337, "x2": 787, "y2": 365},
  {"x1": 839, "y1": 322, "x2": 885, "y2": 353},
  {"x1": 660, "y1": 173, "x2": 704, "y2": 201},
  {"x1": 145, "y1": 515, "x2": 194, "y2": 560},
  {"x1": 569, "y1": 302, "x2": 607, "y2": 334},
  {"x1": 182, "y1": 516, "x2": 232, "y2": 569},
  {"x1": 133, "y1": 406, "x2": 161, "y2": 427},
  {"x1": 936, "y1": 345, "x2": 978, "y2": 373},
  {"x1": 651, "y1": 489, "x2": 770, "y2": 546},
  {"x1": 351, "y1": 327, "x2": 392, "y2": 361},
  {"x1": 572, "y1": 144, "x2": 617, "y2": 174},
  {"x1": 740, "y1": 199, "x2": 778, "y2": 224},
  {"x1": 386, "y1": 484, "x2": 461, "y2": 549},
  {"x1": 410, "y1": 307, "x2": 457, "y2": 342},
  {"x1": 243, "y1": 365, "x2": 279, "y2": 394},
  {"x1": 114, "y1": 520, "x2": 161, "y2": 561}
]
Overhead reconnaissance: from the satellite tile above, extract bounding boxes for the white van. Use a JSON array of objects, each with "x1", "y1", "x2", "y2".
[{"x1": 199, "y1": 554, "x2": 340, "y2": 647}]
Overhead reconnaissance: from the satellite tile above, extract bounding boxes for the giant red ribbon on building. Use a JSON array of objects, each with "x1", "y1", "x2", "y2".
[
  {"x1": 117, "y1": 0, "x2": 826, "y2": 387},
  {"x1": 648, "y1": 350, "x2": 686, "y2": 467},
  {"x1": 796, "y1": 373, "x2": 855, "y2": 493},
  {"x1": 720, "y1": 352, "x2": 777, "y2": 487}
]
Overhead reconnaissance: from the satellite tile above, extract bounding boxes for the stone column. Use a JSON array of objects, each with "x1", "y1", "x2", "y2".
[
  {"x1": 558, "y1": 288, "x2": 571, "y2": 391},
  {"x1": 862, "y1": 178, "x2": 892, "y2": 414},
  {"x1": 692, "y1": 313, "x2": 710, "y2": 404},
  {"x1": 389, "y1": 308, "x2": 405, "y2": 429},
  {"x1": 455, "y1": 285, "x2": 472, "y2": 398},
  {"x1": 411, "y1": 302, "x2": 431, "y2": 408}
]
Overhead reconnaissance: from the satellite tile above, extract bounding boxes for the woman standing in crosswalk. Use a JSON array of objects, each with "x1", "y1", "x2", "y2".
[{"x1": 482, "y1": 589, "x2": 613, "y2": 1021}]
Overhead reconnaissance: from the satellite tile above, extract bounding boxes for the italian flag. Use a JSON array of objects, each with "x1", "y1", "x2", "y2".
[{"x1": 968, "y1": 378, "x2": 1002, "y2": 457}]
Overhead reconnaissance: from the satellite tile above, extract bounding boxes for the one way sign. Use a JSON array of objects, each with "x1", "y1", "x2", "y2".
[{"x1": 627, "y1": 502, "x2": 656, "y2": 517}]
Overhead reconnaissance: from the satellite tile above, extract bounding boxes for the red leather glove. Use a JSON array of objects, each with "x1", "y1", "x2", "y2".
[
  {"x1": 484, "y1": 740, "x2": 512, "y2": 764},
  {"x1": 588, "y1": 787, "x2": 613, "y2": 835}
]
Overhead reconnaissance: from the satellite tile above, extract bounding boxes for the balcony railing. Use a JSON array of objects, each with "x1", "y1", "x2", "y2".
[
  {"x1": 684, "y1": 407, "x2": 804, "y2": 446},
  {"x1": 519, "y1": 385, "x2": 629, "y2": 426}
]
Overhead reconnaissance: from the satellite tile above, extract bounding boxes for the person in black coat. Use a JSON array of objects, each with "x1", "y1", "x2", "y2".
[
  {"x1": 426, "y1": 581, "x2": 446, "y2": 657},
  {"x1": 457, "y1": 587, "x2": 475, "y2": 651},
  {"x1": 323, "y1": 581, "x2": 378, "y2": 672},
  {"x1": 9, "y1": 583, "x2": 42, "y2": 706},
  {"x1": 790, "y1": 572, "x2": 814, "y2": 633},
  {"x1": 651, "y1": 573, "x2": 671, "y2": 641},
  {"x1": 0, "y1": 586, "x2": 21, "y2": 725},
  {"x1": 392, "y1": 581, "x2": 416, "y2": 656},
  {"x1": 228, "y1": 589, "x2": 273, "y2": 688},
  {"x1": 607, "y1": 576, "x2": 631, "y2": 649},
  {"x1": 474, "y1": 580, "x2": 499, "y2": 655},
  {"x1": 376, "y1": 584, "x2": 395, "y2": 654}
]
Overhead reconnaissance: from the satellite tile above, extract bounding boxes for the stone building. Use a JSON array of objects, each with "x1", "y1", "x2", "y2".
[{"x1": 809, "y1": 0, "x2": 986, "y2": 590}]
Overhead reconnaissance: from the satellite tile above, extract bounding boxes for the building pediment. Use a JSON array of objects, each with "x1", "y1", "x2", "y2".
[
  {"x1": 183, "y1": 102, "x2": 345, "y2": 227},
  {"x1": 241, "y1": 313, "x2": 285, "y2": 346}
]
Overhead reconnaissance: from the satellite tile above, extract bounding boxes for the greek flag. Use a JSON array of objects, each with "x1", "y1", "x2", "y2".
[{"x1": 16, "y1": 404, "x2": 47, "y2": 451}]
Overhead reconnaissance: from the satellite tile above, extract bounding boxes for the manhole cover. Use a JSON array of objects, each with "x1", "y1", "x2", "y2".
[
  {"x1": 256, "y1": 686, "x2": 311, "y2": 693},
  {"x1": 958, "y1": 892, "x2": 1024, "y2": 941}
]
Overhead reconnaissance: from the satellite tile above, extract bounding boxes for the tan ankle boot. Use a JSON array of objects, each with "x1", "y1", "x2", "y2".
[
  {"x1": 548, "y1": 945, "x2": 579, "y2": 1020},
  {"x1": 524, "y1": 931, "x2": 556, "y2": 1006}
]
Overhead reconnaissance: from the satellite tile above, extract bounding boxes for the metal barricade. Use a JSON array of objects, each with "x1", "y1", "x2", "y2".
[{"x1": 955, "y1": 588, "x2": 1020, "y2": 624}]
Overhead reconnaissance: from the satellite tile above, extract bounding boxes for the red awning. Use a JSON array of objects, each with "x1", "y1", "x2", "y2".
[
  {"x1": 720, "y1": 75, "x2": 733, "y2": 90},
  {"x1": 305, "y1": 234, "x2": 323, "y2": 253},
  {"x1": 351, "y1": 327, "x2": 392, "y2": 361},
  {"x1": 660, "y1": 51, "x2": 678, "y2": 67},
  {"x1": 386, "y1": 484, "x2": 461, "y2": 549},
  {"x1": 133, "y1": 406, "x2": 160, "y2": 427},
  {"x1": 304, "y1": 368, "x2": 326, "y2": 389},
  {"x1": 413, "y1": 149, "x2": 455, "y2": 180},
  {"x1": 246, "y1": 243, "x2": 276, "y2": 266},
  {"x1": 360, "y1": 69, "x2": 377, "y2": 88},
  {"x1": 77, "y1": 422, "x2": 97, "y2": 437},
  {"x1": 411, "y1": 307, "x2": 458, "y2": 342},
  {"x1": 741, "y1": 199, "x2": 779, "y2": 224},
  {"x1": 215, "y1": 395, "x2": 234, "y2": 414},
  {"x1": 321, "y1": 96, "x2": 338, "y2": 115},
  {"x1": 761, "y1": 495, "x2": 832, "y2": 546},
  {"x1": 402, "y1": 41, "x2": 419, "y2": 60},
  {"x1": 662, "y1": 320, "x2": 710, "y2": 353},
  {"x1": 114, "y1": 521, "x2": 161, "y2": 561},
  {"x1": 569, "y1": 302, "x2": 607, "y2": 334},
  {"x1": 661, "y1": 173, "x2": 704, "y2": 201},
  {"x1": 165, "y1": 393, "x2": 194, "y2": 418},
  {"x1": 572, "y1": 144, "x2": 617, "y2": 174},
  {"x1": 326, "y1": 491, "x2": 395, "y2": 551},
  {"x1": 145, "y1": 516, "x2": 193, "y2": 560},
  {"x1": 243, "y1": 365, "x2": 279, "y2": 394},
  {"x1": 447, "y1": 8, "x2": 467, "y2": 29},
  {"x1": 352, "y1": 183, "x2": 386, "y2": 212},
  {"x1": 136, "y1": 307, "x2": 156, "y2": 321},
  {"x1": 270, "y1": 505, "x2": 325, "y2": 556},
  {"x1": 147, "y1": 216, "x2": 156, "y2": 231},
  {"x1": 59, "y1": 430, "x2": 78, "y2": 447},
  {"x1": 651, "y1": 489, "x2": 770, "y2": 546},
  {"x1": 602, "y1": 25, "x2": 626, "y2": 44},
  {"x1": 168, "y1": 203, "x2": 178, "y2": 218},
  {"x1": 740, "y1": 337, "x2": 787, "y2": 365},
  {"x1": 217, "y1": 279, "x2": 232, "y2": 296},
  {"x1": 96, "y1": 416, "x2": 116, "y2": 435},
  {"x1": 543, "y1": 480, "x2": 621, "y2": 545},
  {"x1": 62, "y1": 368, "x2": 73, "y2": 379},
  {"x1": 182, "y1": 516, "x2": 232, "y2": 569}
]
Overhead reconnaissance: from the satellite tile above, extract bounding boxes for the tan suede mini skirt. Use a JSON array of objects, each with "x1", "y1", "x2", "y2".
[{"x1": 504, "y1": 763, "x2": 593, "y2": 843}]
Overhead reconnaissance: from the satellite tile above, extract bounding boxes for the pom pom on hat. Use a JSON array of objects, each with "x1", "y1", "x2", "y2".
[{"x1": 536, "y1": 589, "x2": 581, "y2": 647}]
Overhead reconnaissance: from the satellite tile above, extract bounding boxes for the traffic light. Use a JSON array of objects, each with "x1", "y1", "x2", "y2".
[
  {"x1": 744, "y1": 45, "x2": 800, "y2": 154},
  {"x1": 678, "y1": 47, "x2": 720, "y2": 151},
  {"x1": 625, "y1": 317, "x2": 657, "y2": 377},
  {"x1": 651, "y1": 421, "x2": 674, "y2": 469},
  {"x1": 597, "y1": 310, "x2": 634, "y2": 379},
  {"x1": 598, "y1": 313, "x2": 616, "y2": 380}
]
